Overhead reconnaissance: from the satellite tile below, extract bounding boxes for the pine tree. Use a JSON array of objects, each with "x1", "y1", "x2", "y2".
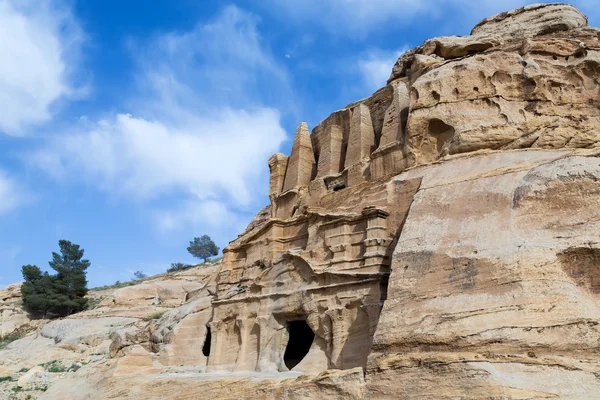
[
  {"x1": 21, "y1": 265, "x2": 53, "y2": 318},
  {"x1": 48, "y1": 240, "x2": 90, "y2": 316},
  {"x1": 21, "y1": 240, "x2": 91, "y2": 318}
]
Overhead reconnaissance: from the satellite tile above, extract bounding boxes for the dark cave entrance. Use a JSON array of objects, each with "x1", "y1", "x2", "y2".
[
  {"x1": 202, "y1": 326, "x2": 211, "y2": 357},
  {"x1": 283, "y1": 320, "x2": 315, "y2": 370}
]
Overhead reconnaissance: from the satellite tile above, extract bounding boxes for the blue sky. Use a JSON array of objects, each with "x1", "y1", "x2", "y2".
[{"x1": 1, "y1": 0, "x2": 598, "y2": 288}]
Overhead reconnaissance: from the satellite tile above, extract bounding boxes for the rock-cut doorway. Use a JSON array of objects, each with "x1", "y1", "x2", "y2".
[{"x1": 283, "y1": 320, "x2": 315, "y2": 370}]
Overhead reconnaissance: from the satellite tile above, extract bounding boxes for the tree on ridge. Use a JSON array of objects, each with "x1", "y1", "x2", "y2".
[{"x1": 187, "y1": 235, "x2": 219, "y2": 263}]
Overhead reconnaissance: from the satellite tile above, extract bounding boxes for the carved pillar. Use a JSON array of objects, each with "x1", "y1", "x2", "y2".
[
  {"x1": 234, "y1": 318, "x2": 258, "y2": 371},
  {"x1": 268, "y1": 153, "x2": 288, "y2": 216},
  {"x1": 379, "y1": 81, "x2": 410, "y2": 148},
  {"x1": 256, "y1": 316, "x2": 283, "y2": 372},
  {"x1": 345, "y1": 104, "x2": 375, "y2": 168},
  {"x1": 371, "y1": 81, "x2": 411, "y2": 179},
  {"x1": 316, "y1": 125, "x2": 344, "y2": 178},
  {"x1": 327, "y1": 223, "x2": 352, "y2": 263},
  {"x1": 282, "y1": 122, "x2": 317, "y2": 192},
  {"x1": 362, "y1": 207, "x2": 390, "y2": 268},
  {"x1": 326, "y1": 308, "x2": 346, "y2": 369},
  {"x1": 206, "y1": 320, "x2": 226, "y2": 371}
]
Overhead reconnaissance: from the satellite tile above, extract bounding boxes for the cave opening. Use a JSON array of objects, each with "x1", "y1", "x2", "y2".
[
  {"x1": 202, "y1": 326, "x2": 211, "y2": 357},
  {"x1": 283, "y1": 320, "x2": 315, "y2": 370}
]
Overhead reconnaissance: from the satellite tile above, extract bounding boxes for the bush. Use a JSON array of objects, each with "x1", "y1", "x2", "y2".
[
  {"x1": 167, "y1": 263, "x2": 193, "y2": 273},
  {"x1": 21, "y1": 240, "x2": 90, "y2": 318},
  {"x1": 142, "y1": 311, "x2": 166, "y2": 322},
  {"x1": 133, "y1": 271, "x2": 147, "y2": 280},
  {"x1": 40, "y1": 360, "x2": 70, "y2": 373}
]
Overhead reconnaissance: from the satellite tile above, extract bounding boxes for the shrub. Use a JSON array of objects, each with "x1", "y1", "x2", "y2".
[
  {"x1": 167, "y1": 263, "x2": 192, "y2": 273},
  {"x1": 41, "y1": 360, "x2": 68, "y2": 373},
  {"x1": 142, "y1": 311, "x2": 166, "y2": 322},
  {"x1": 133, "y1": 271, "x2": 147, "y2": 280}
]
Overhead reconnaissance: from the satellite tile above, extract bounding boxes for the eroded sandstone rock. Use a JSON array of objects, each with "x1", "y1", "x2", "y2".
[{"x1": 3, "y1": 3, "x2": 600, "y2": 399}]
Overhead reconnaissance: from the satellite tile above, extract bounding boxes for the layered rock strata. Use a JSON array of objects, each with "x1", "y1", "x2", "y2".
[
  {"x1": 2, "y1": 3, "x2": 599, "y2": 399},
  {"x1": 202, "y1": 3, "x2": 600, "y2": 398}
]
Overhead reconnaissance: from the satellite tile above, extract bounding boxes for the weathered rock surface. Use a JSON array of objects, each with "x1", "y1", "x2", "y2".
[
  {"x1": 0, "y1": 283, "x2": 31, "y2": 339},
  {"x1": 3, "y1": 3, "x2": 600, "y2": 399},
  {"x1": 0, "y1": 265, "x2": 217, "y2": 398}
]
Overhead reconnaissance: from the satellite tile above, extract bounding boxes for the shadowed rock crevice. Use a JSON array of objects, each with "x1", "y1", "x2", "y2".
[
  {"x1": 202, "y1": 326, "x2": 211, "y2": 357},
  {"x1": 427, "y1": 119, "x2": 455, "y2": 155}
]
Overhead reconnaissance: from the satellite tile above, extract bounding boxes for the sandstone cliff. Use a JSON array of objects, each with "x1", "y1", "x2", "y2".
[{"x1": 1, "y1": 3, "x2": 600, "y2": 399}]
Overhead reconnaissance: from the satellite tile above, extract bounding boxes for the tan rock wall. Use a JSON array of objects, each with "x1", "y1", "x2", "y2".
[{"x1": 367, "y1": 150, "x2": 600, "y2": 398}]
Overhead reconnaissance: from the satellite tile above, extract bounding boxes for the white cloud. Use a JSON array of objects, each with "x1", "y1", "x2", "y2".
[
  {"x1": 358, "y1": 48, "x2": 407, "y2": 91},
  {"x1": 0, "y1": 0, "x2": 83, "y2": 136},
  {"x1": 154, "y1": 199, "x2": 244, "y2": 233},
  {"x1": 30, "y1": 5, "x2": 288, "y2": 232},
  {"x1": 0, "y1": 169, "x2": 30, "y2": 215},
  {"x1": 260, "y1": 0, "x2": 596, "y2": 37},
  {"x1": 35, "y1": 109, "x2": 285, "y2": 205}
]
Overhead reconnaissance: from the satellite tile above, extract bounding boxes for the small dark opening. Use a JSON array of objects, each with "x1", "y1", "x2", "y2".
[
  {"x1": 202, "y1": 326, "x2": 211, "y2": 357},
  {"x1": 283, "y1": 320, "x2": 314, "y2": 370},
  {"x1": 428, "y1": 118, "x2": 455, "y2": 155},
  {"x1": 333, "y1": 183, "x2": 346, "y2": 192}
]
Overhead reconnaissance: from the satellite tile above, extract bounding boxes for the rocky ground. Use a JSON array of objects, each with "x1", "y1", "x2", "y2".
[{"x1": 0, "y1": 262, "x2": 218, "y2": 400}]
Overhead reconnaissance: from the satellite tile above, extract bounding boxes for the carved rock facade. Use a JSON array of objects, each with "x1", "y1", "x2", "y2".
[
  {"x1": 202, "y1": 3, "x2": 600, "y2": 386},
  {"x1": 34, "y1": 4, "x2": 600, "y2": 399}
]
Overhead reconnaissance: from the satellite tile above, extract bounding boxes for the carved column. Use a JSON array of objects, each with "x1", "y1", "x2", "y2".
[
  {"x1": 345, "y1": 104, "x2": 375, "y2": 186},
  {"x1": 268, "y1": 153, "x2": 288, "y2": 216},
  {"x1": 379, "y1": 81, "x2": 409, "y2": 147},
  {"x1": 316, "y1": 124, "x2": 344, "y2": 178},
  {"x1": 234, "y1": 318, "x2": 258, "y2": 371},
  {"x1": 362, "y1": 207, "x2": 390, "y2": 268},
  {"x1": 206, "y1": 320, "x2": 225, "y2": 371},
  {"x1": 345, "y1": 104, "x2": 375, "y2": 167},
  {"x1": 327, "y1": 223, "x2": 352, "y2": 264},
  {"x1": 326, "y1": 308, "x2": 346, "y2": 369},
  {"x1": 256, "y1": 316, "x2": 283, "y2": 372},
  {"x1": 371, "y1": 81, "x2": 411, "y2": 179},
  {"x1": 282, "y1": 122, "x2": 317, "y2": 192}
]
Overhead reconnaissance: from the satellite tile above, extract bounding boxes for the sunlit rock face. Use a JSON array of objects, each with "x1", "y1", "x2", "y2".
[
  {"x1": 28, "y1": 3, "x2": 600, "y2": 399},
  {"x1": 200, "y1": 3, "x2": 600, "y2": 398}
]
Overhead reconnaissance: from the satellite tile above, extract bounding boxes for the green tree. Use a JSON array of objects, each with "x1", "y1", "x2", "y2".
[
  {"x1": 187, "y1": 235, "x2": 219, "y2": 263},
  {"x1": 21, "y1": 265, "x2": 54, "y2": 318},
  {"x1": 21, "y1": 240, "x2": 90, "y2": 318},
  {"x1": 48, "y1": 240, "x2": 90, "y2": 316}
]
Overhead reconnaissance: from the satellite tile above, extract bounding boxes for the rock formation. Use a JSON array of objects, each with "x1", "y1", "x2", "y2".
[{"x1": 1, "y1": 3, "x2": 600, "y2": 399}]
